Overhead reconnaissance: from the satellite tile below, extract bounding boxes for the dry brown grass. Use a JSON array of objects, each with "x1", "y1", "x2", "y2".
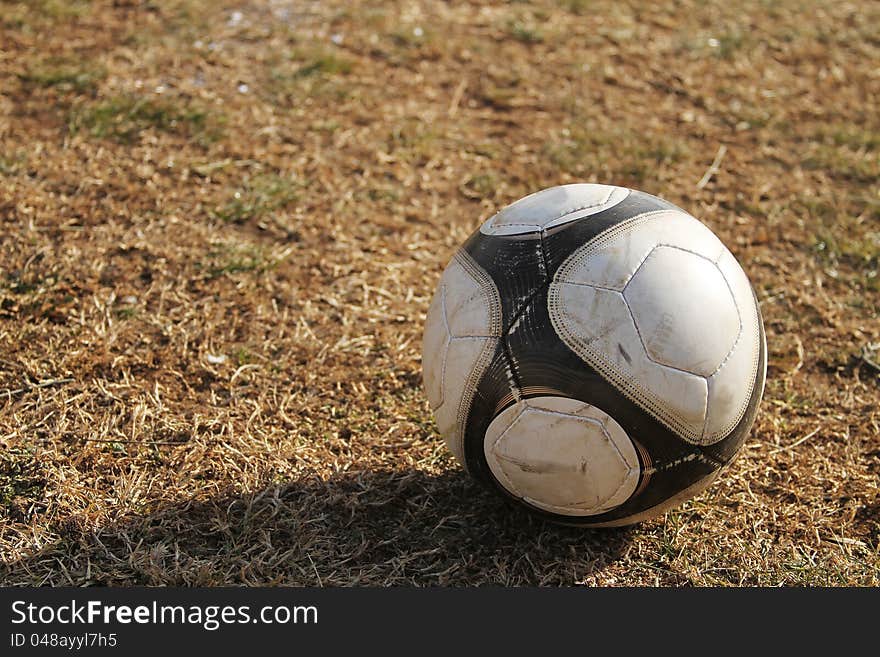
[{"x1": 0, "y1": 0, "x2": 877, "y2": 586}]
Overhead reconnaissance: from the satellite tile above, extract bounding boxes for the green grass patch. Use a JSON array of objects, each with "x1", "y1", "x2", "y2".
[
  {"x1": 825, "y1": 126, "x2": 880, "y2": 151},
  {"x1": 507, "y1": 20, "x2": 544, "y2": 44},
  {"x1": 803, "y1": 124, "x2": 880, "y2": 184},
  {"x1": 212, "y1": 174, "x2": 300, "y2": 225},
  {"x1": 460, "y1": 171, "x2": 501, "y2": 200},
  {"x1": 813, "y1": 224, "x2": 879, "y2": 269},
  {"x1": 474, "y1": 72, "x2": 521, "y2": 111},
  {"x1": 3, "y1": 0, "x2": 92, "y2": 32},
  {"x1": 19, "y1": 58, "x2": 105, "y2": 93},
  {"x1": 388, "y1": 25, "x2": 434, "y2": 49},
  {"x1": 0, "y1": 152, "x2": 26, "y2": 175},
  {"x1": 383, "y1": 120, "x2": 441, "y2": 165},
  {"x1": 200, "y1": 244, "x2": 275, "y2": 280},
  {"x1": 114, "y1": 307, "x2": 137, "y2": 320},
  {"x1": 712, "y1": 29, "x2": 749, "y2": 59},
  {"x1": 69, "y1": 95, "x2": 224, "y2": 145},
  {"x1": 290, "y1": 48, "x2": 353, "y2": 78},
  {"x1": 8, "y1": 0, "x2": 91, "y2": 25},
  {"x1": 234, "y1": 347, "x2": 253, "y2": 365},
  {"x1": 266, "y1": 49, "x2": 354, "y2": 104},
  {"x1": 559, "y1": 0, "x2": 590, "y2": 15},
  {"x1": 678, "y1": 27, "x2": 756, "y2": 61},
  {"x1": 29, "y1": 0, "x2": 91, "y2": 19},
  {"x1": 803, "y1": 143, "x2": 879, "y2": 184},
  {"x1": 0, "y1": 447, "x2": 46, "y2": 510}
]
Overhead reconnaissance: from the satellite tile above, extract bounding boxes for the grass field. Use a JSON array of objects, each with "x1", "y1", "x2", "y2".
[{"x1": 0, "y1": 0, "x2": 877, "y2": 586}]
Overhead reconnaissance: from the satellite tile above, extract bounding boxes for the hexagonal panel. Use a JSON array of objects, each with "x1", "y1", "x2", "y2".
[
  {"x1": 624, "y1": 245, "x2": 740, "y2": 377},
  {"x1": 484, "y1": 397, "x2": 640, "y2": 516}
]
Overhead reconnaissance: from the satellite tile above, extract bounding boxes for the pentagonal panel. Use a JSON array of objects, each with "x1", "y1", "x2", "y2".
[
  {"x1": 624, "y1": 245, "x2": 740, "y2": 377},
  {"x1": 479, "y1": 184, "x2": 629, "y2": 236},
  {"x1": 484, "y1": 397, "x2": 640, "y2": 516},
  {"x1": 422, "y1": 250, "x2": 501, "y2": 463}
]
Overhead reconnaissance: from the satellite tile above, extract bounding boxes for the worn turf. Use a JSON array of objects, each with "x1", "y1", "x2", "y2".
[{"x1": 0, "y1": 0, "x2": 877, "y2": 586}]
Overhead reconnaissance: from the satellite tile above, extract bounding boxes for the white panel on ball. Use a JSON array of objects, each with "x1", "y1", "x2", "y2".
[
  {"x1": 422, "y1": 251, "x2": 501, "y2": 463},
  {"x1": 702, "y1": 249, "x2": 764, "y2": 442},
  {"x1": 624, "y1": 245, "x2": 740, "y2": 377},
  {"x1": 484, "y1": 397, "x2": 640, "y2": 516},
  {"x1": 480, "y1": 184, "x2": 629, "y2": 236},
  {"x1": 549, "y1": 281, "x2": 710, "y2": 440},
  {"x1": 549, "y1": 209, "x2": 760, "y2": 446}
]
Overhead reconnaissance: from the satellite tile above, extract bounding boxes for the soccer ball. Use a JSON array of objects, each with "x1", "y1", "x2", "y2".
[{"x1": 422, "y1": 184, "x2": 766, "y2": 526}]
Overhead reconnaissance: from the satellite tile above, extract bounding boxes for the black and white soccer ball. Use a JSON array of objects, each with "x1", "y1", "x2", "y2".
[{"x1": 422, "y1": 184, "x2": 766, "y2": 527}]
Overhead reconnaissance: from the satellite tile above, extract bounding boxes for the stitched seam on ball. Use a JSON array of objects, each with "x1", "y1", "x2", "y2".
[
  {"x1": 444, "y1": 286, "x2": 496, "y2": 338},
  {"x1": 523, "y1": 471, "x2": 628, "y2": 515},
  {"x1": 446, "y1": 290, "x2": 494, "y2": 333},
  {"x1": 487, "y1": 187, "x2": 625, "y2": 233},
  {"x1": 580, "y1": 209, "x2": 718, "y2": 261},
  {"x1": 703, "y1": 264, "x2": 760, "y2": 442},
  {"x1": 598, "y1": 415, "x2": 639, "y2": 472},
  {"x1": 706, "y1": 313, "x2": 743, "y2": 377},
  {"x1": 700, "y1": 317, "x2": 745, "y2": 440},
  {"x1": 705, "y1": 306, "x2": 761, "y2": 441},
  {"x1": 548, "y1": 283, "x2": 703, "y2": 443},
  {"x1": 454, "y1": 250, "x2": 502, "y2": 337},
  {"x1": 490, "y1": 407, "x2": 529, "y2": 497},
  {"x1": 622, "y1": 241, "x2": 729, "y2": 295},
  {"x1": 433, "y1": 253, "x2": 500, "y2": 425},
  {"x1": 526, "y1": 397, "x2": 625, "y2": 441},
  {"x1": 452, "y1": 250, "x2": 503, "y2": 459},
  {"x1": 555, "y1": 210, "x2": 670, "y2": 285},
  {"x1": 621, "y1": 292, "x2": 717, "y2": 381},
  {"x1": 584, "y1": 334, "x2": 705, "y2": 442},
  {"x1": 550, "y1": 211, "x2": 757, "y2": 446},
  {"x1": 521, "y1": 407, "x2": 606, "y2": 425},
  {"x1": 431, "y1": 284, "x2": 449, "y2": 412},
  {"x1": 620, "y1": 244, "x2": 658, "y2": 293},
  {"x1": 654, "y1": 243, "x2": 721, "y2": 265},
  {"x1": 560, "y1": 210, "x2": 668, "y2": 261},
  {"x1": 499, "y1": 415, "x2": 634, "y2": 515},
  {"x1": 597, "y1": 466, "x2": 635, "y2": 510},
  {"x1": 455, "y1": 336, "x2": 494, "y2": 453},
  {"x1": 552, "y1": 279, "x2": 622, "y2": 293},
  {"x1": 552, "y1": 282, "x2": 707, "y2": 439},
  {"x1": 453, "y1": 336, "x2": 496, "y2": 458},
  {"x1": 544, "y1": 187, "x2": 618, "y2": 223},
  {"x1": 565, "y1": 451, "x2": 639, "y2": 513},
  {"x1": 705, "y1": 253, "x2": 745, "y2": 379},
  {"x1": 618, "y1": 244, "x2": 745, "y2": 442}
]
